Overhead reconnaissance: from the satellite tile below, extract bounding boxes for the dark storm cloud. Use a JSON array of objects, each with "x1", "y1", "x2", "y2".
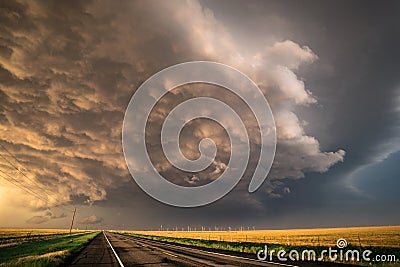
[
  {"x1": 0, "y1": 0, "x2": 398, "y2": 228},
  {"x1": 285, "y1": 0, "x2": 400, "y2": 166},
  {"x1": 79, "y1": 214, "x2": 103, "y2": 225},
  {"x1": 198, "y1": 0, "x2": 400, "y2": 227}
]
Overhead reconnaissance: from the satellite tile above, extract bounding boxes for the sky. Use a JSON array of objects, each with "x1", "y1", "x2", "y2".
[{"x1": 0, "y1": 0, "x2": 399, "y2": 230}]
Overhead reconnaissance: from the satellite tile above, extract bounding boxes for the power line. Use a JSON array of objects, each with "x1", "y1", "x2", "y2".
[
  {"x1": 0, "y1": 148, "x2": 57, "y2": 197},
  {"x1": 0, "y1": 143, "x2": 25, "y2": 168},
  {"x1": 0, "y1": 169, "x2": 74, "y2": 212},
  {"x1": 0, "y1": 143, "x2": 74, "y2": 213},
  {"x1": 0, "y1": 170, "x2": 50, "y2": 204}
]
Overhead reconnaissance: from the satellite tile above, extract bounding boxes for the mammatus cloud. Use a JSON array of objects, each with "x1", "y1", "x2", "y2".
[
  {"x1": 79, "y1": 215, "x2": 103, "y2": 225},
  {"x1": 0, "y1": 0, "x2": 344, "y2": 217},
  {"x1": 135, "y1": 1, "x2": 346, "y2": 194}
]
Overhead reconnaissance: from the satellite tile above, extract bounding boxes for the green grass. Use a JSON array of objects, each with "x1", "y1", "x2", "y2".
[
  {"x1": 0, "y1": 229, "x2": 88, "y2": 247},
  {"x1": 121, "y1": 233, "x2": 400, "y2": 266},
  {"x1": 0, "y1": 232, "x2": 99, "y2": 267}
]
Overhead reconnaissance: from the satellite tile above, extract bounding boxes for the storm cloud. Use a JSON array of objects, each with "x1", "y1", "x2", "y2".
[{"x1": 0, "y1": 0, "x2": 398, "y2": 229}]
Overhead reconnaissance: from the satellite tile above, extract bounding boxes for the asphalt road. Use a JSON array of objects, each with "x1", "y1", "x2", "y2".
[
  {"x1": 68, "y1": 232, "x2": 119, "y2": 266},
  {"x1": 68, "y1": 231, "x2": 358, "y2": 267}
]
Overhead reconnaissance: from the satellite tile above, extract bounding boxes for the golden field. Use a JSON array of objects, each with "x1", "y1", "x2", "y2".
[
  {"x1": 0, "y1": 228, "x2": 86, "y2": 247},
  {"x1": 129, "y1": 226, "x2": 400, "y2": 248},
  {"x1": 0, "y1": 228, "x2": 73, "y2": 238}
]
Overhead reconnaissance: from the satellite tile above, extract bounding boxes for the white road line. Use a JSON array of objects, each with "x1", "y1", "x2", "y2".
[
  {"x1": 133, "y1": 236, "x2": 299, "y2": 267},
  {"x1": 103, "y1": 231, "x2": 125, "y2": 267}
]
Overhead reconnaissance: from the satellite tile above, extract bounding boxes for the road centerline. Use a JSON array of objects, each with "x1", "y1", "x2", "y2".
[{"x1": 103, "y1": 231, "x2": 125, "y2": 267}]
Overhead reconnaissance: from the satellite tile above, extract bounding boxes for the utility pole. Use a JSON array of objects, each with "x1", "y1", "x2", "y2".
[{"x1": 69, "y1": 207, "x2": 76, "y2": 235}]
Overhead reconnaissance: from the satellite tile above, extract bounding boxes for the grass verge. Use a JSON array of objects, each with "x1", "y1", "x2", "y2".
[
  {"x1": 0, "y1": 231, "x2": 99, "y2": 267},
  {"x1": 120, "y1": 232, "x2": 400, "y2": 266}
]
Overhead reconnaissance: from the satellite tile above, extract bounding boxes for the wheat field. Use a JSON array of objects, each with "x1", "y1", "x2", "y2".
[
  {"x1": 129, "y1": 226, "x2": 400, "y2": 248},
  {"x1": 0, "y1": 228, "x2": 72, "y2": 238},
  {"x1": 0, "y1": 228, "x2": 84, "y2": 247}
]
